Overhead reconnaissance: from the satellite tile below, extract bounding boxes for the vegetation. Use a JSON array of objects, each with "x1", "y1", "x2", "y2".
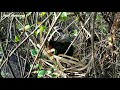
[{"x1": 0, "y1": 12, "x2": 120, "y2": 78}]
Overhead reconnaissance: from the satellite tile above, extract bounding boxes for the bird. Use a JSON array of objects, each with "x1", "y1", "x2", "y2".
[
  {"x1": 48, "y1": 26, "x2": 74, "y2": 56},
  {"x1": 49, "y1": 40, "x2": 73, "y2": 56}
]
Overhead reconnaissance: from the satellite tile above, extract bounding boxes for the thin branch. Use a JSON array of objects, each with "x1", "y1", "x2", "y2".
[{"x1": 91, "y1": 12, "x2": 97, "y2": 78}]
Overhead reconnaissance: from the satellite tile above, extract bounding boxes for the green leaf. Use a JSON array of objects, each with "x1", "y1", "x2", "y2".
[
  {"x1": 74, "y1": 29, "x2": 78, "y2": 36},
  {"x1": 35, "y1": 29, "x2": 40, "y2": 37},
  {"x1": 54, "y1": 49, "x2": 57, "y2": 55},
  {"x1": 71, "y1": 29, "x2": 78, "y2": 36},
  {"x1": 60, "y1": 12, "x2": 68, "y2": 21},
  {"x1": 75, "y1": 17, "x2": 79, "y2": 21},
  {"x1": 38, "y1": 65, "x2": 43, "y2": 70},
  {"x1": 37, "y1": 70, "x2": 46, "y2": 78},
  {"x1": 40, "y1": 12, "x2": 47, "y2": 17},
  {"x1": 30, "y1": 49, "x2": 38, "y2": 57},
  {"x1": 39, "y1": 25, "x2": 47, "y2": 32},
  {"x1": 15, "y1": 35, "x2": 20, "y2": 43},
  {"x1": 24, "y1": 25, "x2": 31, "y2": 31},
  {"x1": 61, "y1": 12, "x2": 67, "y2": 18},
  {"x1": 34, "y1": 64, "x2": 40, "y2": 69}
]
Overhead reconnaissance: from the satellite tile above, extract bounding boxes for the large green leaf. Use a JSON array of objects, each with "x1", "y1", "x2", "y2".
[
  {"x1": 24, "y1": 25, "x2": 31, "y2": 31},
  {"x1": 37, "y1": 70, "x2": 46, "y2": 78},
  {"x1": 61, "y1": 12, "x2": 67, "y2": 18},
  {"x1": 60, "y1": 12, "x2": 68, "y2": 21}
]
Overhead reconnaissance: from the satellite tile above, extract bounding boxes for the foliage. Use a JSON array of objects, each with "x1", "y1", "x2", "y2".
[
  {"x1": 15, "y1": 35, "x2": 20, "y2": 43},
  {"x1": 0, "y1": 12, "x2": 119, "y2": 78}
]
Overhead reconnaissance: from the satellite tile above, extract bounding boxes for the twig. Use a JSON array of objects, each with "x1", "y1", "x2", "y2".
[{"x1": 91, "y1": 12, "x2": 97, "y2": 78}]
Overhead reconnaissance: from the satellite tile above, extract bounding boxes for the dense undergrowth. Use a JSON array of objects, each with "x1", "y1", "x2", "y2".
[{"x1": 0, "y1": 12, "x2": 120, "y2": 78}]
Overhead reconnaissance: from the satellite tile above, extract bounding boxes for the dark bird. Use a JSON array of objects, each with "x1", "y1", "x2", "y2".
[
  {"x1": 48, "y1": 26, "x2": 74, "y2": 56},
  {"x1": 49, "y1": 40, "x2": 73, "y2": 56}
]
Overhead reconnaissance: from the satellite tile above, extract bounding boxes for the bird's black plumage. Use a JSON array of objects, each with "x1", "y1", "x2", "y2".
[
  {"x1": 49, "y1": 40, "x2": 73, "y2": 56},
  {"x1": 48, "y1": 26, "x2": 74, "y2": 56}
]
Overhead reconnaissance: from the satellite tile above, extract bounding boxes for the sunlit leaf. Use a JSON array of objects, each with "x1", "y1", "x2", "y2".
[
  {"x1": 24, "y1": 25, "x2": 31, "y2": 31},
  {"x1": 15, "y1": 35, "x2": 20, "y2": 43},
  {"x1": 108, "y1": 36, "x2": 112, "y2": 42},
  {"x1": 39, "y1": 25, "x2": 47, "y2": 32},
  {"x1": 75, "y1": 17, "x2": 79, "y2": 21},
  {"x1": 35, "y1": 29, "x2": 40, "y2": 37},
  {"x1": 50, "y1": 56, "x2": 54, "y2": 60},
  {"x1": 37, "y1": 70, "x2": 46, "y2": 78},
  {"x1": 60, "y1": 12, "x2": 68, "y2": 21},
  {"x1": 73, "y1": 29, "x2": 78, "y2": 36},
  {"x1": 40, "y1": 12, "x2": 47, "y2": 17},
  {"x1": 71, "y1": 29, "x2": 78, "y2": 36},
  {"x1": 61, "y1": 12, "x2": 67, "y2": 18},
  {"x1": 35, "y1": 64, "x2": 40, "y2": 69}
]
